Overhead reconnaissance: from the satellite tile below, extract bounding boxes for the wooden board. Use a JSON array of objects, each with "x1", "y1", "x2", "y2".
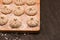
[{"x1": 0, "y1": 0, "x2": 40, "y2": 31}]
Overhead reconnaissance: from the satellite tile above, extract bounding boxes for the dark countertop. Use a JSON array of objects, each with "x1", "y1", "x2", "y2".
[{"x1": 0, "y1": 0, "x2": 60, "y2": 40}]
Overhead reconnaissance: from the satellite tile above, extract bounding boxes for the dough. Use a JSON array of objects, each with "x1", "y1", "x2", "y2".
[
  {"x1": 0, "y1": 15, "x2": 8, "y2": 25},
  {"x1": 1, "y1": 6, "x2": 12, "y2": 15},
  {"x1": 10, "y1": 18, "x2": 21, "y2": 28},
  {"x1": 14, "y1": 0, "x2": 25, "y2": 6},
  {"x1": 26, "y1": 0, "x2": 36, "y2": 5},
  {"x1": 2, "y1": 0, "x2": 12, "y2": 4},
  {"x1": 27, "y1": 18, "x2": 38, "y2": 27},
  {"x1": 13, "y1": 6, "x2": 24, "y2": 16},
  {"x1": 26, "y1": 6, "x2": 37, "y2": 16}
]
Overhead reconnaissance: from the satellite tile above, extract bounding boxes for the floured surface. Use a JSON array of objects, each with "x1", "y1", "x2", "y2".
[{"x1": 0, "y1": 0, "x2": 40, "y2": 31}]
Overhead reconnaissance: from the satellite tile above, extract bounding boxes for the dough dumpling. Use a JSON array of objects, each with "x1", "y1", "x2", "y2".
[
  {"x1": 2, "y1": 0, "x2": 12, "y2": 4},
  {"x1": 27, "y1": 18, "x2": 38, "y2": 27},
  {"x1": 26, "y1": 0, "x2": 36, "y2": 5},
  {"x1": 26, "y1": 6, "x2": 37, "y2": 16},
  {"x1": 10, "y1": 18, "x2": 21, "y2": 28},
  {"x1": 1, "y1": 6, "x2": 12, "y2": 15},
  {"x1": 13, "y1": 6, "x2": 24, "y2": 16},
  {"x1": 14, "y1": 0, "x2": 25, "y2": 6},
  {"x1": 0, "y1": 15, "x2": 8, "y2": 25}
]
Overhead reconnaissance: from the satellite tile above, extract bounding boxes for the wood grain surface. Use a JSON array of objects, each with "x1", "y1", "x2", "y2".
[{"x1": 0, "y1": 0, "x2": 59, "y2": 40}]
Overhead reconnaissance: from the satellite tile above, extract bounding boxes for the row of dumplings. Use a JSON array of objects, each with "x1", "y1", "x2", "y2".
[
  {"x1": 0, "y1": 14, "x2": 39, "y2": 28},
  {"x1": 2, "y1": 0, "x2": 36, "y2": 6},
  {"x1": 0, "y1": 6, "x2": 37, "y2": 16}
]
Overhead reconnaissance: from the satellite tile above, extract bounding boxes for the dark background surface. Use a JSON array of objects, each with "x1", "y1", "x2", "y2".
[{"x1": 0, "y1": 0, "x2": 60, "y2": 40}]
